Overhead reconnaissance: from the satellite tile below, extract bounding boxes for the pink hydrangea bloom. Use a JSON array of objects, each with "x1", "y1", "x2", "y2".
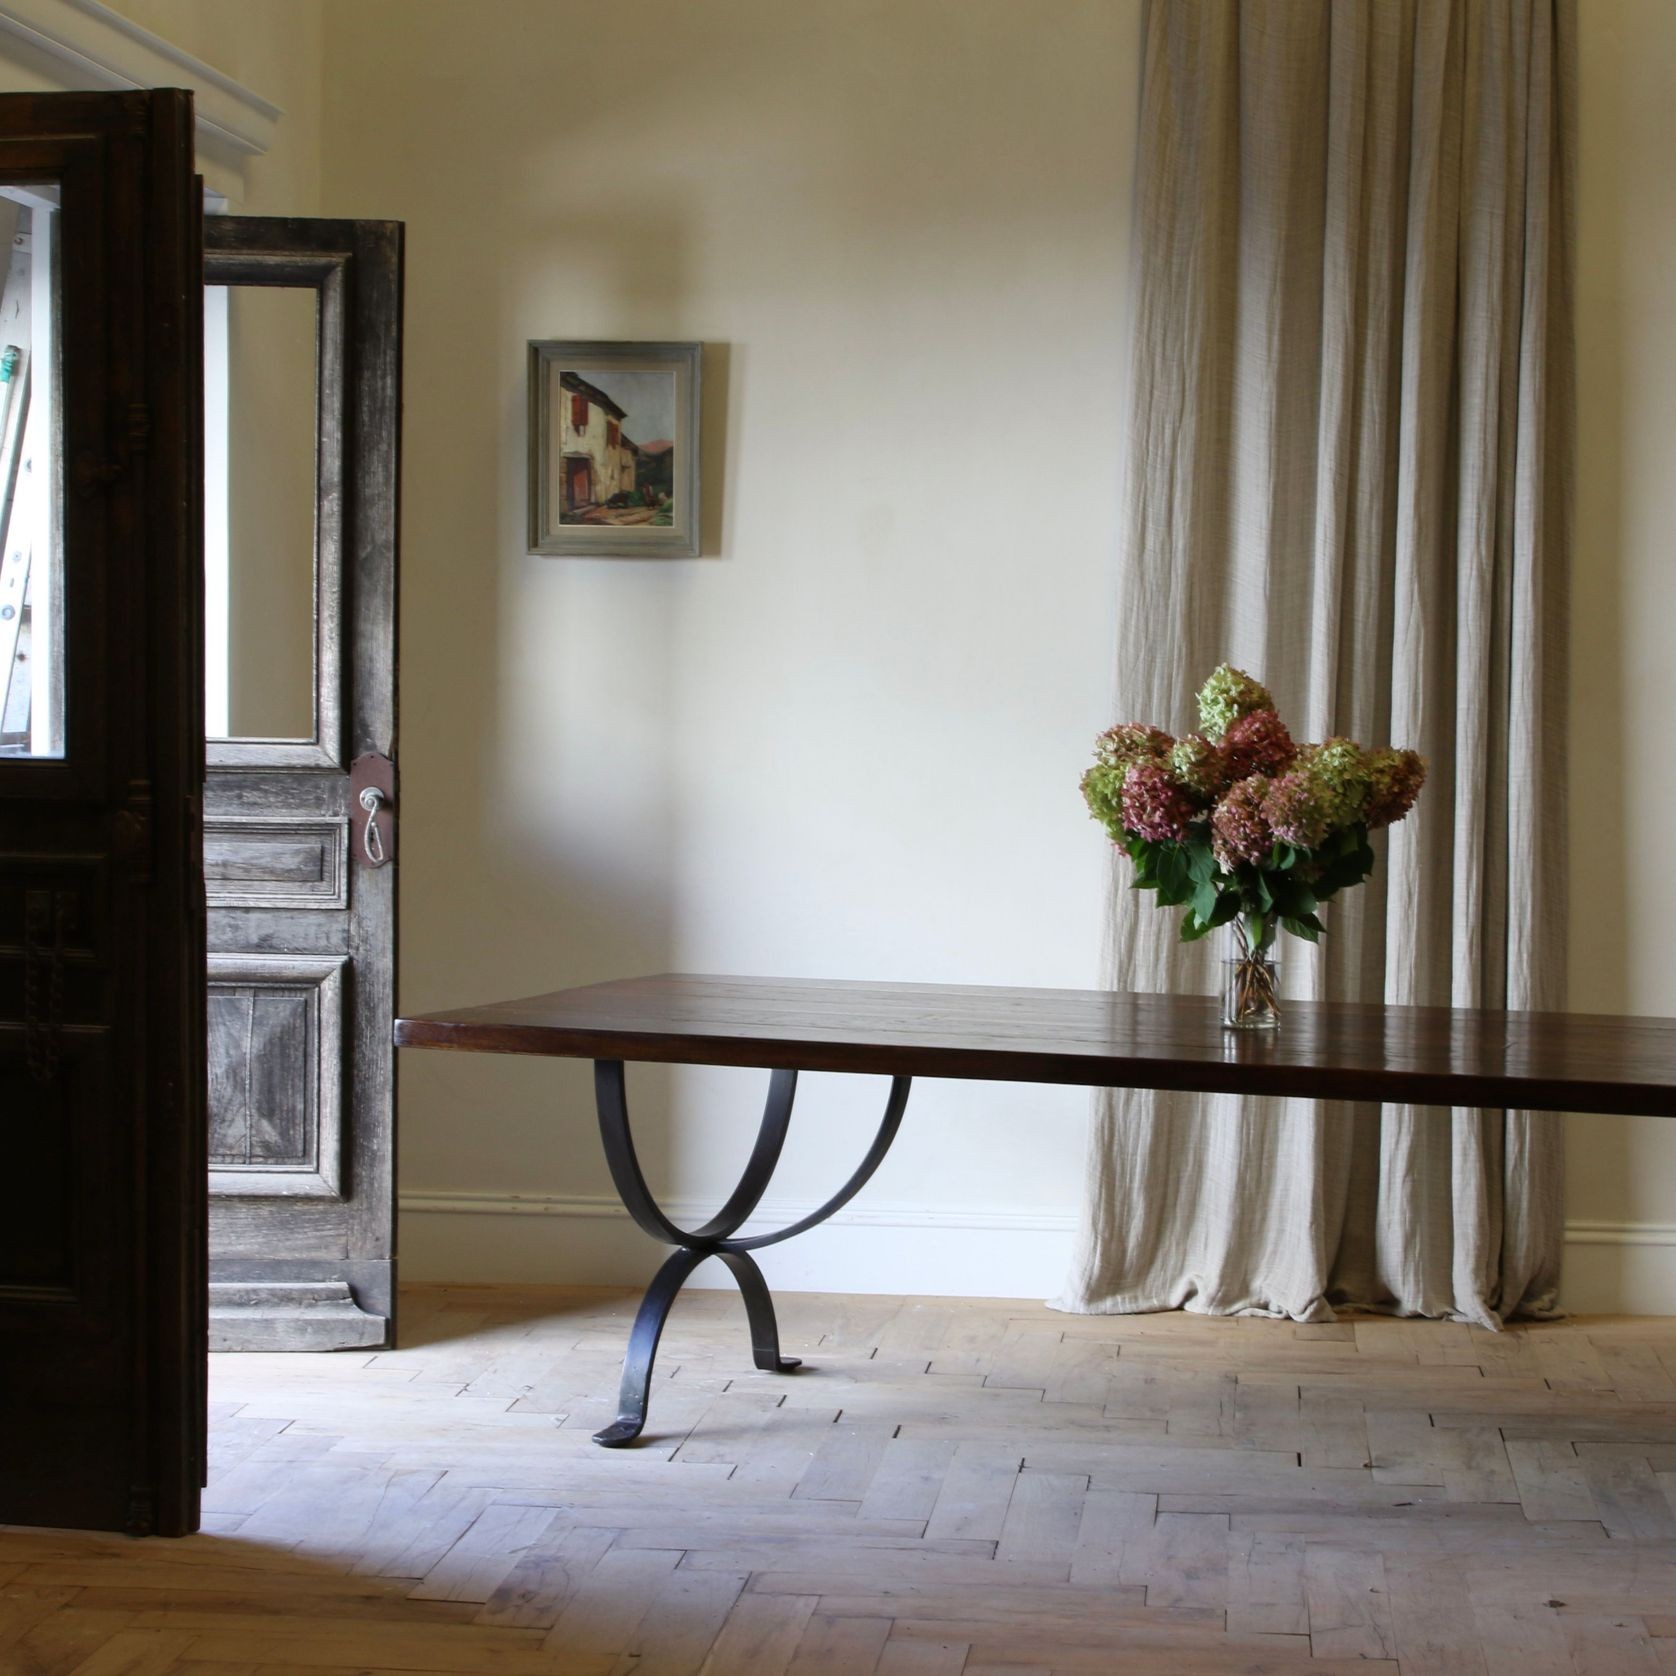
[
  {"x1": 1266, "y1": 769, "x2": 1332, "y2": 849},
  {"x1": 1222, "y1": 708, "x2": 1298, "y2": 782},
  {"x1": 1363, "y1": 747, "x2": 1427, "y2": 829},
  {"x1": 1094, "y1": 722, "x2": 1173, "y2": 771},
  {"x1": 1211, "y1": 774, "x2": 1275, "y2": 868},
  {"x1": 1121, "y1": 761, "x2": 1197, "y2": 843}
]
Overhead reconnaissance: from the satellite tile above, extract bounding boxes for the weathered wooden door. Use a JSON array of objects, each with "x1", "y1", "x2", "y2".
[
  {"x1": 0, "y1": 89, "x2": 206, "y2": 1535},
  {"x1": 202, "y1": 217, "x2": 402, "y2": 1351}
]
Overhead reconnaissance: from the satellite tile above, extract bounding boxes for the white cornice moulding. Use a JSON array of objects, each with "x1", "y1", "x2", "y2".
[
  {"x1": 0, "y1": 0, "x2": 280, "y2": 156},
  {"x1": 398, "y1": 1190, "x2": 1676, "y2": 1251}
]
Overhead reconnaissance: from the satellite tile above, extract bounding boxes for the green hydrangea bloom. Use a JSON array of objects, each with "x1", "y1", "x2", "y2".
[
  {"x1": 1196, "y1": 665, "x2": 1274, "y2": 742},
  {"x1": 1093, "y1": 722, "x2": 1173, "y2": 772},
  {"x1": 1166, "y1": 733, "x2": 1229, "y2": 800},
  {"x1": 1299, "y1": 738, "x2": 1371, "y2": 827},
  {"x1": 1363, "y1": 747, "x2": 1427, "y2": 829},
  {"x1": 1080, "y1": 763, "x2": 1129, "y2": 843}
]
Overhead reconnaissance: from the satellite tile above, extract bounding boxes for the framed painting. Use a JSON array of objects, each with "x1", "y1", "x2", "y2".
[{"x1": 528, "y1": 340, "x2": 701, "y2": 558}]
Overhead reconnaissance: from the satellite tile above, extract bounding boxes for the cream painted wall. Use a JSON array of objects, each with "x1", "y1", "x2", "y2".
[
  {"x1": 319, "y1": 0, "x2": 1137, "y2": 1296},
  {"x1": 6, "y1": 0, "x2": 1669, "y2": 1309},
  {"x1": 1563, "y1": 0, "x2": 1676, "y2": 1314},
  {"x1": 319, "y1": 0, "x2": 1676, "y2": 1309}
]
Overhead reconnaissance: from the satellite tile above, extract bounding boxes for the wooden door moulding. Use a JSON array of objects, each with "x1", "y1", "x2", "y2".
[
  {"x1": 207, "y1": 951, "x2": 346, "y2": 1200},
  {"x1": 203, "y1": 242, "x2": 346, "y2": 774},
  {"x1": 203, "y1": 813, "x2": 351, "y2": 911}
]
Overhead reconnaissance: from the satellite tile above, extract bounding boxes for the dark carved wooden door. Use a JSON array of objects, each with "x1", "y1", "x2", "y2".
[
  {"x1": 0, "y1": 90, "x2": 206, "y2": 1536},
  {"x1": 201, "y1": 217, "x2": 403, "y2": 1351}
]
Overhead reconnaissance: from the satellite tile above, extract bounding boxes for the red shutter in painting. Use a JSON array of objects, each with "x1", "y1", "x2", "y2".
[
  {"x1": 571, "y1": 391, "x2": 589, "y2": 431},
  {"x1": 607, "y1": 420, "x2": 620, "y2": 448}
]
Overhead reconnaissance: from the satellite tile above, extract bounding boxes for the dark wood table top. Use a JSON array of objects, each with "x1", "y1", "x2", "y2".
[{"x1": 393, "y1": 973, "x2": 1676, "y2": 1119}]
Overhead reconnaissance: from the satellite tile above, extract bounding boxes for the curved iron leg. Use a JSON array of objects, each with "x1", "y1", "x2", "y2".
[
  {"x1": 591, "y1": 1061, "x2": 911, "y2": 1447},
  {"x1": 722, "y1": 1076, "x2": 912, "y2": 1252},
  {"x1": 716, "y1": 1248, "x2": 801, "y2": 1372},
  {"x1": 595, "y1": 1061, "x2": 798, "y2": 1246},
  {"x1": 593, "y1": 1245, "x2": 709, "y2": 1447}
]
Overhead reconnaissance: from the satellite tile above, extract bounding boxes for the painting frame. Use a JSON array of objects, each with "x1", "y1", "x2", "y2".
[{"x1": 527, "y1": 339, "x2": 702, "y2": 558}]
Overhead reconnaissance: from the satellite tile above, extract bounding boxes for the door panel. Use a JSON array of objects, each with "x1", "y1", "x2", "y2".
[
  {"x1": 203, "y1": 216, "x2": 402, "y2": 1353},
  {"x1": 204, "y1": 814, "x2": 350, "y2": 909},
  {"x1": 208, "y1": 952, "x2": 346, "y2": 1197},
  {"x1": 0, "y1": 90, "x2": 206, "y2": 1536}
]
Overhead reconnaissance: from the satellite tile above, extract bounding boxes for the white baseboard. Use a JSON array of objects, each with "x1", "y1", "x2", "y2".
[
  {"x1": 1555, "y1": 1220, "x2": 1676, "y2": 1315},
  {"x1": 398, "y1": 1190, "x2": 1676, "y2": 1312},
  {"x1": 398, "y1": 1190, "x2": 1079, "y2": 1299}
]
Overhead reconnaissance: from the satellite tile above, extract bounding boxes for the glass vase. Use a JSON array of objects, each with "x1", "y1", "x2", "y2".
[{"x1": 1223, "y1": 922, "x2": 1280, "y2": 1030}]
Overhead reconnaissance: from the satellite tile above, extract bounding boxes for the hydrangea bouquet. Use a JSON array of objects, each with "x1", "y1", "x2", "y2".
[{"x1": 1080, "y1": 666, "x2": 1426, "y2": 1026}]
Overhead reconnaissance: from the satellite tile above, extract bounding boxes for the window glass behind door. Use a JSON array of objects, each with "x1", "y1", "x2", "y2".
[{"x1": 0, "y1": 183, "x2": 62, "y2": 759}]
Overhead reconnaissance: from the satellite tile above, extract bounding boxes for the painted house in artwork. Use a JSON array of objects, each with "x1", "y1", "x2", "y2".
[{"x1": 556, "y1": 371, "x2": 639, "y2": 514}]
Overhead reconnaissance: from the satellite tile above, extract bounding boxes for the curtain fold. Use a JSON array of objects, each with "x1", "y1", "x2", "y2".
[{"x1": 1056, "y1": 0, "x2": 1575, "y2": 1328}]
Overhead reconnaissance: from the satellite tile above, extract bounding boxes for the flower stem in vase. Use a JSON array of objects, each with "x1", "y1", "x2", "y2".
[{"x1": 1224, "y1": 914, "x2": 1280, "y2": 1030}]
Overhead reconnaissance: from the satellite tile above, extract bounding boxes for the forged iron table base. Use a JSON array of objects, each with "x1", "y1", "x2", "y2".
[{"x1": 590, "y1": 1058, "x2": 912, "y2": 1446}]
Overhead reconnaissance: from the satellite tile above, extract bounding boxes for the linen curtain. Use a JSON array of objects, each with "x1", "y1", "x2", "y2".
[{"x1": 1057, "y1": 0, "x2": 1575, "y2": 1327}]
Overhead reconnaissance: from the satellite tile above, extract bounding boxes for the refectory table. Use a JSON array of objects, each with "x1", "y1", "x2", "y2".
[{"x1": 393, "y1": 973, "x2": 1676, "y2": 1446}]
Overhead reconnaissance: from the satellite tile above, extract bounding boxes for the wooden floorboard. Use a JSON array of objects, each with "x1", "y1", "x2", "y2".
[{"x1": 4, "y1": 1286, "x2": 1676, "y2": 1674}]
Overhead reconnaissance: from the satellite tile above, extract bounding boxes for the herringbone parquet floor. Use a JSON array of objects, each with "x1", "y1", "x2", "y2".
[{"x1": 4, "y1": 1284, "x2": 1676, "y2": 1675}]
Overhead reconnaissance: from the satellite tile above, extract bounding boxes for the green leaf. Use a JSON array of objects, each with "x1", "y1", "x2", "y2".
[
  {"x1": 1179, "y1": 911, "x2": 1215, "y2": 942},
  {"x1": 1271, "y1": 877, "x2": 1318, "y2": 918},
  {"x1": 1154, "y1": 846, "x2": 1192, "y2": 906},
  {"x1": 1156, "y1": 845, "x2": 1188, "y2": 892},
  {"x1": 1186, "y1": 839, "x2": 1218, "y2": 885},
  {"x1": 1131, "y1": 841, "x2": 1159, "y2": 887},
  {"x1": 1208, "y1": 890, "x2": 1242, "y2": 928},
  {"x1": 1191, "y1": 879, "x2": 1219, "y2": 922},
  {"x1": 1281, "y1": 914, "x2": 1321, "y2": 943}
]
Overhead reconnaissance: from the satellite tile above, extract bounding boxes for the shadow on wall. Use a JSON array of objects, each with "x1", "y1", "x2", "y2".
[
  {"x1": 449, "y1": 179, "x2": 730, "y2": 1201},
  {"x1": 370, "y1": 0, "x2": 1137, "y2": 1248},
  {"x1": 700, "y1": 341, "x2": 731, "y2": 559},
  {"x1": 398, "y1": 188, "x2": 724, "y2": 1209},
  {"x1": 1568, "y1": 7, "x2": 1632, "y2": 1232}
]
